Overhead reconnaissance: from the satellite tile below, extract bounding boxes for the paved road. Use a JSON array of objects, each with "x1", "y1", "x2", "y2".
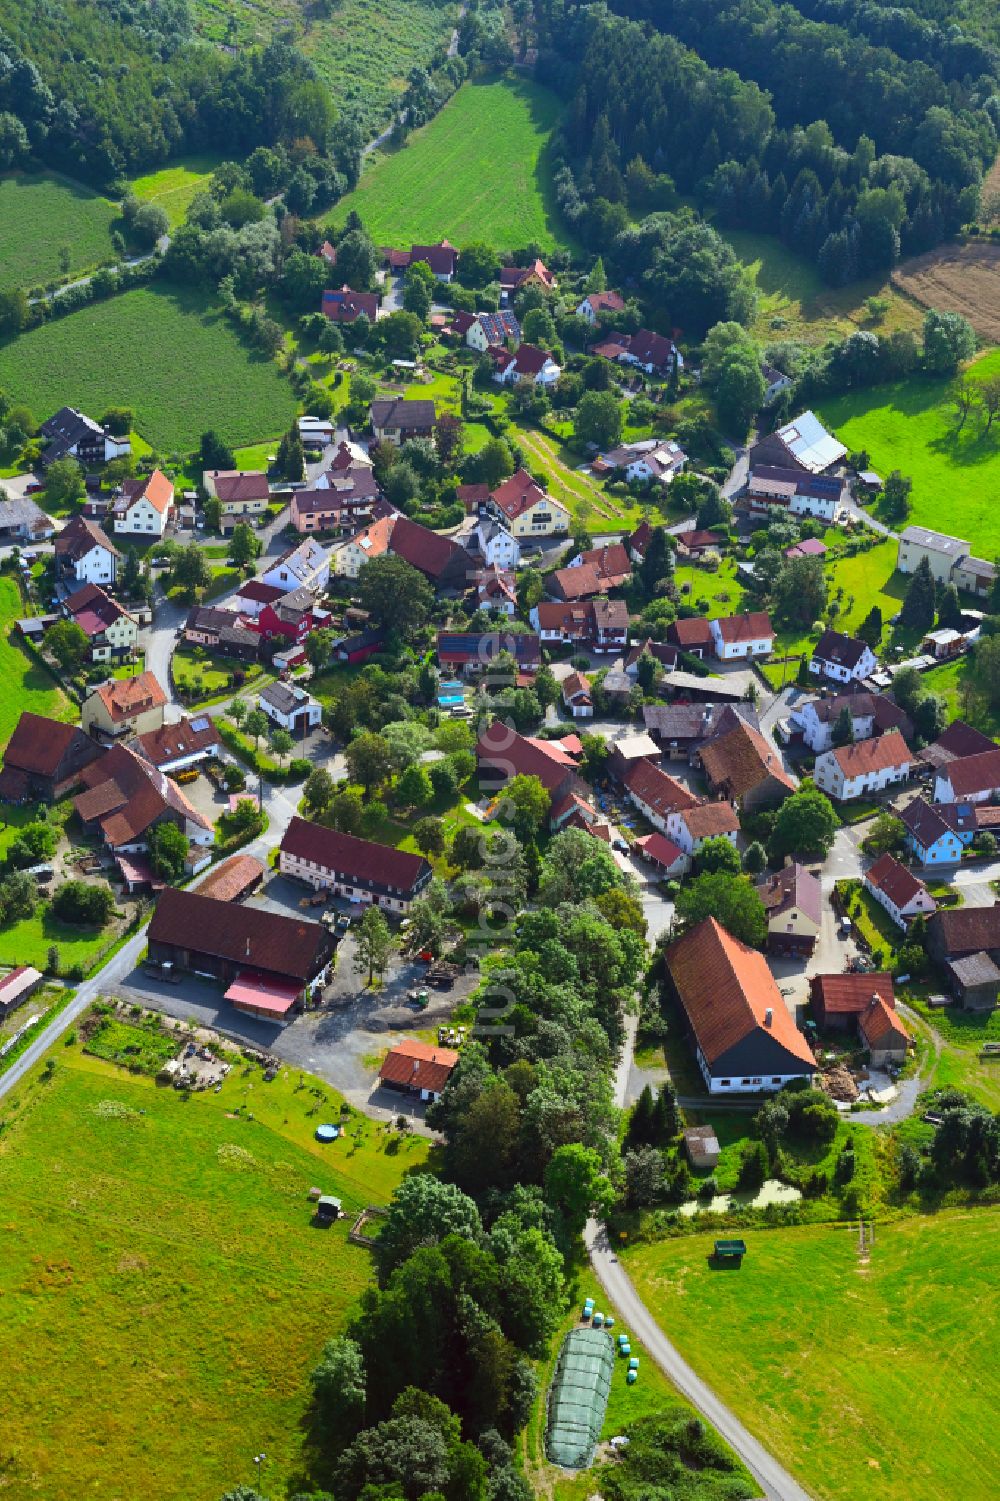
[
  {"x1": 585, "y1": 1219, "x2": 812, "y2": 1500},
  {"x1": 587, "y1": 1009, "x2": 813, "y2": 1501},
  {"x1": 0, "y1": 774, "x2": 301, "y2": 1105}
]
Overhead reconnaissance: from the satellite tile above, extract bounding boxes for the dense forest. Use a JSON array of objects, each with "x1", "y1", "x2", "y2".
[{"x1": 536, "y1": 0, "x2": 999, "y2": 286}]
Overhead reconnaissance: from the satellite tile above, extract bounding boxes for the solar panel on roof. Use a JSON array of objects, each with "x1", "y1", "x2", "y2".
[{"x1": 191, "y1": 716, "x2": 210, "y2": 731}]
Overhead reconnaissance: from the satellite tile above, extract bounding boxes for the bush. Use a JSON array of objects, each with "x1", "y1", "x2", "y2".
[
  {"x1": 288, "y1": 757, "x2": 312, "y2": 780},
  {"x1": 51, "y1": 880, "x2": 116, "y2": 926},
  {"x1": 737, "y1": 1140, "x2": 769, "y2": 1191}
]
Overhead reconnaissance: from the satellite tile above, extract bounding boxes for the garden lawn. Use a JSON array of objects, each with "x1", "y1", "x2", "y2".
[
  {"x1": 333, "y1": 77, "x2": 571, "y2": 251},
  {"x1": 0, "y1": 906, "x2": 119, "y2": 973},
  {"x1": 720, "y1": 229, "x2": 923, "y2": 347},
  {"x1": 624, "y1": 1211, "x2": 1000, "y2": 1501},
  {"x1": 818, "y1": 350, "x2": 1000, "y2": 558},
  {"x1": 0, "y1": 1040, "x2": 425, "y2": 1500},
  {"x1": 0, "y1": 574, "x2": 73, "y2": 748},
  {"x1": 0, "y1": 172, "x2": 117, "y2": 289},
  {"x1": 129, "y1": 155, "x2": 221, "y2": 228},
  {"x1": 0, "y1": 286, "x2": 297, "y2": 454}
]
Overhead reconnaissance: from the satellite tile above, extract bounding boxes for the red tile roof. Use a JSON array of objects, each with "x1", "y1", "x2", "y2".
[
  {"x1": 280, "y1": 816, "x2": 431, "y2": 895},
  {"x1": 859, "y1": 993, "x2": 909, "y2": 1048},
  {"x1": 699, "y1": 720, "x2": 795, "y2": 799},
  {"x1": 54, "y1": 514, "x2": 120, "y2": 564},
  {"x1": 475, "y1": 721, "x2": 580, "y2": 797},
  {"x1": 864, "y1": 852, "x2": 932, "y2": 912},
  {"x1": 810, "y1": 972, "x2": 896, "y2": 1016},
  {"x1": 666, "y1": 917, "x2": 815, "y2": 1069},
  {"x1": 2, "y1": 712, "x2": 96, "y2": 778},
  {"x1": 940, "y1": 748, "x2": 1000, "y2": 797},
  {"x1": 678, "y1": 801, "x2": 741, "y2": 839},
  {"x1": 714, "y1": 612, "x2": 774, "y2": 644},
  {"x1": 121, "y1": 468, "x2": 173, "y2": 515},
  {"x1": 91, "y1": 670, "x2": 167, "y2": 724},
  {"x1": 133, "y1": 715, "x2": 221, "y2": 767},
  {"x1": 490, "y1": 469, "x2": 549, "y2": 521},
  {"x1": 197, "y1": 854, "x2": 265, "y2": 902},
  {"x1": 635, "y1": 831, "x2": 685, "y2": 869},
  {"x1": 668, "y1": 616, "x2": 714, "y2": 649},
  {"x1": 210, "y1": 471, "x2": 270, "y2": 503},
  {"x1": 379, "y1": 1039, "x2": 458, "y2": 1094},
  {"x1": 623, "y1": 758, "x2": 698, "y2": 817},
  {"x1": 830, "y1": 730, "x2": 911, "y2": 777}
]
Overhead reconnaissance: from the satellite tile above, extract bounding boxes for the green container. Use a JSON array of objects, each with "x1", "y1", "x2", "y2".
[{"x1": 626, "y1": 1369, "x2": 637, "y2": 1385}]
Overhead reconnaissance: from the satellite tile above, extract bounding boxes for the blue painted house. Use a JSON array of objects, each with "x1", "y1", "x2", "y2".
[{"x1": 898, "y1": 797, "x2": 975, "y2": 866}]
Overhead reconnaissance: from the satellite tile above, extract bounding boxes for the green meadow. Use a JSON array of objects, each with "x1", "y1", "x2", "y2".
[
  {"x1": 0, "y1": 1039, "x2": 427, "y2": 1499},
  {"x1": 625, "y1": 1212, "x2": 1000, "y2": 1501},
  {"x1": 0, "y1": 285, "x2": 297, "y2": 453},
  {"x1": 819, "y1": 349, "x2": 1000, "y2": 557},
  {"x1": 0, "y1": 172, "x2": 118, "y2": 289},
  {"x1": 130, "y1": 155, "x2": 221, "y2": 227},
  {"x1": 333, "y1": 77, "x2": 570, "y2": 252}
]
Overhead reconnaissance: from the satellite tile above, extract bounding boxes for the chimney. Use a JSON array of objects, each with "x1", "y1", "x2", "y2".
[
  {"x1": 246, "y1": 938, "x2": 251, "y2": 958},
  {"x1": 764, "y1": 1008, "x2": 773, "y2": 1028}
]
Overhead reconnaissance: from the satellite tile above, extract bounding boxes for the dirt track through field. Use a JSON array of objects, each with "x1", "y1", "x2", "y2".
[{"x1": 892, "y1": 240, "x2": 1000, "y2": 342}]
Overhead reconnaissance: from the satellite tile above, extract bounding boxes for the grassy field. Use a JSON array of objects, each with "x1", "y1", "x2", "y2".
[
  {"x1": 625, "y1": 1212, "x2": 1000, "y2": 1501},
  {"x1": 190, "y1": 0, "x2": 458, "y2": 133},
  {"x1": 721, "y1": 229, "x2": 924, "y2": 347},
  {"x1": 333, "y1": 77, "x2": 570, "y2": 251},
  {"x1": 818, "y1": 350, "x2": 1000, "y2": 557},
  {"x1": 130, "y1": 155, "x2": 220, "y2": 228},
  {"x1": 0, "y1": 574, "x2": 73, "y2": 748},
  {"x1": 0, "y1": 286, "x2": 297, "y2": 454},
  {"x1": 0, "y1": 172, "x2": 117, "y2": 289},
  {"x1": 0, "y1": 1035, "x2": 427, "y2": 1499}
]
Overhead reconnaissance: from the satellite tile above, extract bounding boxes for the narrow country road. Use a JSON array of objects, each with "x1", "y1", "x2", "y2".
[
  {"x1": 583, "y1": 1011, "x2": 814, "y2": 1501},
  {"x1": 584, "y1": 1219, "x2": 813, "y2": 1501}
]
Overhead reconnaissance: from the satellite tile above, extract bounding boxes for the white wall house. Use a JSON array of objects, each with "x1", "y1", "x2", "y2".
[
  {"x1": 475, "y1": 517, "x2": 520, "y2": 570},
  {"x1": 75, "y1": 540, "x2": 118, "y2": 585},
  {"x1": 262, "y1": 538, "x2": 330, "y2": 594},
  {"x1": 813, "y1": 732, "x2": 912, "y2": 801},
  {"x1": 113, "y1": 470, "x2": 174, "y2": 537},
  {"x1": 709, "y1": 613, "x2": 774, "y2": 661},
  {"x1": 666, "y1": 803, "x2": 740, "y2": 856},
  {"x1": 791, "y1": 697, "x2": 878, "y2": 753},
  {"x1": 933, "y1": 749, "x2": 1000, "y2": 805},
  {"x1": 863, "y1": 854, "x2": 937, "y2": 930},
  {"x1": 809, "y1": 629, "x2": 877, "y2": 684}
]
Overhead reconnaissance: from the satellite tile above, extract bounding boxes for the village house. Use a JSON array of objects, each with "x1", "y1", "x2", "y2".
[
  {"x1": 500, "y1": 259, "x2": 556, "y2": 301},
  {"x1": 388, "y1": 240, "x2": 458, "y2": 281},
  {"x1": 0, "y1": 495, "x2": 55, "y2": 542},
  {"x1": 674, "y1": 529, "x2": 724, "y2": 561},
  {"x1": 933, "y1": 747, "x2": 1000, "y2": 804},
  {"x1": 0, "y1": 711, "x2": 105, "y2": 802},
  {"x1": 623, "y1": 638, "x2": 680, "y2": 677},
  {"x1": 642, "y1": 702, "x2": 758, "y2": 761},
  {"x1": 74, "y1": 742, "x2": 214, "y2": 856},
  {"x1": 756, "y1": 863, "x2": 822, "y2": 957},
  {"x1": 321, "y1": 285, "x2": 380, "y2": 323},
  {"x1": 761, "y1": 364, "x2": 793, "y2": 404},
  {"x1": 258, "y1": 682, "x2": 322, "y2": 738},
  {"x1": 147, "y1": 887, "x2": 334, "y2": 1015},
  {"x1": 696, "y1": 718, "x2": 796, "y2": 812},
  {"x1": 280, "y1": 816, "x2": 432, "y2": 912},
  {"x1": 744, "y1": 466, "x2": 843, "y2": 522},
  {"x1": 112, "y1": 468, "x2": 174, "y2": 537},
  {"x1": 785, "y1": 538, "x2": 828, "y2": 561},
  {"x1": 254, "y1": 585, "x2": 332, "y2": 646},
  {"x1": 475, "y1": 721, "x2": 585, "y2": 812},
  {"x1": 335, "y1": 512, "x2": 471, "y2": 586},
  {"x1": 919, "y1": 719, "x2": 996, "y2": 774},
  {"x1": 897, "y1": 525, "x2": 971, "y2": 585},
  {"x1": 491, "y1": 343, "x2": 561, "y2": 386},
  {"x1": 472, "y1": 563, "x2": 518, "y2": 616},
  {"x1": 622, "y1": 759, "x2": 698, "y2": 833},
  {"x1": 606, "y1": 731, "x2": 660, "y2": 783},
  {"x1": 811, "y1": 971, "x2": 896, "y2": 1031},
  {"x1": 789, "y1": 690, "x2": 911, "y2": 753},
  {"x1": 39, "y1": 406, "x2": 130, "y2": 468},
  {"x1": 473, "y1": 514, "x2": 521, "y2": 570},
  {"x1": 54, "y1": 515, "x2": 119, "y2": 586},
  {"x1": 597, "y1": 439, "x2": 687, "y2": 487},
  {"x1": 709, "y1": 612, "x2": 775, "y2": 661},
  {"x1": 665, "y1": 917, "x2": 816, "y2": 1094},
  {"x1": 131, "y1": 713, "x2": 221, "y2": 773},
  {"x1": 379, "y1": 1039, "x2": 458, "y2": 1102},
  {"x1": 182, "y1": 605, "x2": 259, "y2": 660},
  {"x1": 863, "y1": 852, "x2": 937, "y2": 929},
  {"x1": 333, "y1": 628, "x2": 385, "y2": 665},
  {"x1": 813, "y1": 730, "x2": 912, "y2": 801},
  {"x1": 316, "y1": 439, "x2": 373, "y2": 480},
  {"x1": 591, "y1": 328, "x2": 682, "y2": 376},
  {"x1": 261, "y1": 537, "x2": 330, "y2": 595},
  {"x1": 231, "y1": 579, "x2": 285, "y2": 618},
  {"x1": 61, "y1": 582, "x2": 138, "y2": 663},
  {"x1": 529, "y1": 597, "x2": 628, "y2": 651},
  {"x1": 202, "y1": 470, "x2": 270, "y2": 532},
  {"x1": 549, "y1": 543, "x2": 631, "y2": 602},
  {"x1": 668, "y1": 799, "x2": 741, "y2": 857},
  {"x1": 81, "y1": 671, "x2": 167, "y2": 742},
  {"x1": 810, "y1": 973, "x2": 909, "y2": 1063},
  {"x1": 561, "y1": 671, "x2": 593, "y2": 719},
  {"x1": 927, "y1": 907, "x2": 1000, "y2": 1010},
  {"x1": 665, "y1": 616, "x2": 714, "y2": 659},
  {"x1": 291, "y1": 473, "x2": 380, "y2": 534},
  {"x1": 810, "y1": 629, "x2": 877, "y2": 684},
  {"x1": 370, "y1": 397, "x2": 436, "y2": 446},
  {"x1": 436, "y1": 632, "x2": 541, "y2": 677},
  {"x1": 576, "y1": 289, "x2": 625, "y2": 324},
  {"x1": 898, "y1": 797, "x2": 973, "y2": 866},
  {"x1": 465, "y1": 310, "x2": 520, "y2": 352},
  {"x1": 487, "y1": 469, "x2": 570, "y2": 537},
  {"x1": 749, "y1": 411, "x2": 846, "y2": 475}
]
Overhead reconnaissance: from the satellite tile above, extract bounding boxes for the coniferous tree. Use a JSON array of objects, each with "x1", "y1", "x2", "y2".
[{"x1": 899, "y1": 556, "x2": 936, "y2": 631}]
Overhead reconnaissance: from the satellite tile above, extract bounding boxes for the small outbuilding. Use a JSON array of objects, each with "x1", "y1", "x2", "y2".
[
  {"x1": 0, "y1": 965, "x2": 44, "y2": 1018},
  {"x1": 684, "y1": 1125, "x2": 721, "y2": 1169},
  {"x1": 315, "y1": 1195, "x2": 342, "y2": 1224}
]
